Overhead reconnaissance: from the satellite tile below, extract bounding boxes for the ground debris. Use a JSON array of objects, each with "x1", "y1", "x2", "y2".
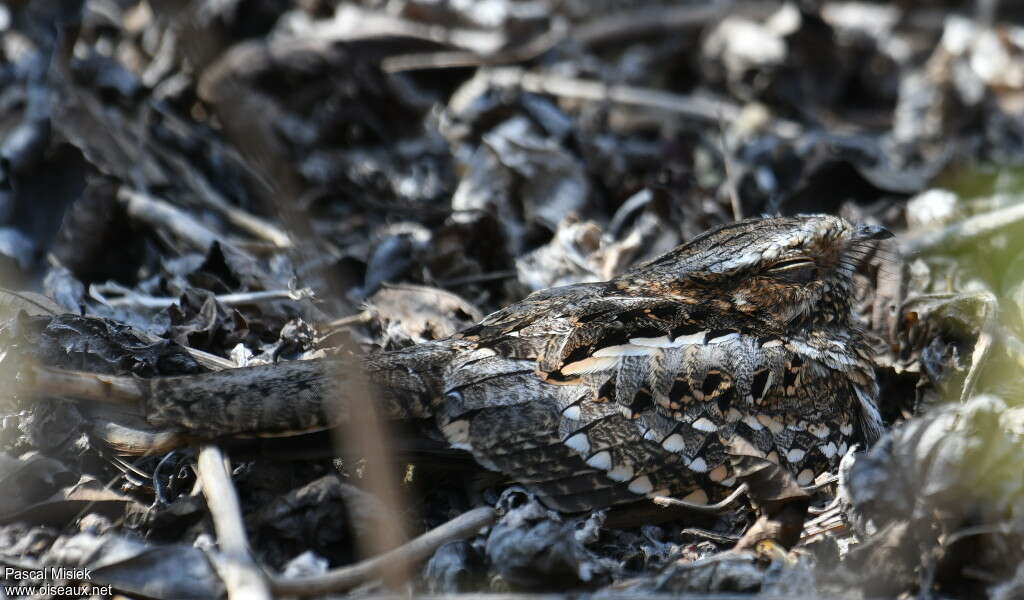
[
  {"x1": 844, "y1": 394, "x2": 1024, "y2": 598},
  {"x1": 0, "y1": 0, "x2": 1022, "y2": 597}
]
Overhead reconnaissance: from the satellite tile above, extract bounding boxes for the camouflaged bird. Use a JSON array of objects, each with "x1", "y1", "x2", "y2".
[
  {"x1": 329, "y1": 213, "x2": 888, "y2": 511},
  {"x1": 39, "y1": 214, "x2": 891, "y2": 512}
]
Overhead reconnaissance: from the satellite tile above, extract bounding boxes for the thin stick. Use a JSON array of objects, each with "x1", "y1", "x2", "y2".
[
  {"x1": 382, "y1": 17, "x2": 568, "y2": 72},
  {"x1": 807, "y1": 494, "x2": 841, "y2": 516},
  {"x1": 383, "y1": 1, "x2": 734, "y2": 72},
  {"x1": 270, "y1": 506, "x2": 496, "y2": 596},
  {"x1": 453, "y1": 68, "x2": 802, "y2": 137},
  {"x1": 652, "y1": 483, "x2": 749, "y2": 513},
  {"x1": 119, "y1": 187, "x2": 226, "y2": 252},
  {"x1": 716, "y1": 107, "x2": 742, "y2": 221},
  {"x1": 800, "y1": 473, "x2": 839, "y2": 492},
  {"x1": 573, "y1": 1, "x2": 734, "y2": 47},
  {"x1": 324, "y1": 310, "x2": 375, "y2": 330},
  {"x1": 180, "y1": 346, "x2": 237, "y2": 371},
  {"x1": 202, "y1": 36, "x2": 420, "y2": 578},
  {"x1": 90, "y1": 282, "x2": 314, "y2": 309},
  {"x1": 196, "y1": 445, "x2": 272, "y2": 600},
  {"x1": 899, "y1": 195, "x2": 1024, "y2": 256},
  {"x1": 27, "y1": 364, "x2": 145, "y2": 404},
  {"x1": 436, "y1": 270, "x2": 518, "y2": 287},
  {"x1": 159, "y1": 151, "x2": 292, "y2": 248}
]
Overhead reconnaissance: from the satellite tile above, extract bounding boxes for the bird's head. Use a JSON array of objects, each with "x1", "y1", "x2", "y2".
[{"x1": 617, "y1": 215, "x2": 892, "y2": 330}]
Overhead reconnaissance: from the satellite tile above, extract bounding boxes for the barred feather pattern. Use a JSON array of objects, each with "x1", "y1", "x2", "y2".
[
  {"x1": 146, "y1": 215, "x2": 888, "y2": 513},
  {"x1": 426, "y1": 215, "x2": 888, "y2": 511}
]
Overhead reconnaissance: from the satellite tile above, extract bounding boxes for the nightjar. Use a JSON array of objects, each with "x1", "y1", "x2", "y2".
[
  {"x1": 58, "y1": 214, "x2": 891, "y2": 513},
  {"x1": 376, "y1": 214, "x2": 892, "y2": 512}
]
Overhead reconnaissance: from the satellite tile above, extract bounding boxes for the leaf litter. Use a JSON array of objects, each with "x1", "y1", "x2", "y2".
[{"x1": 1, "y1": 1, "x2": 1024, "y2": 598}]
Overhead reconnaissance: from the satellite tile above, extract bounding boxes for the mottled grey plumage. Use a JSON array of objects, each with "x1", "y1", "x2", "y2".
[{"x1": 138, "y1": 214, "x2": 889, "y2": 512}]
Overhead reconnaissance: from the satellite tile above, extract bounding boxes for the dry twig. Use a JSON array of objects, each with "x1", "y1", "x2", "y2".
[
  {"x1": 270, "y1": 506, "x2": 496, "y2": 596},
  {"x1": 119, "y1": 187, "x2": 227, "y2": 252},
  {"x1": 899, "y1": 195, "x2": 1024, "y2": 256},
  {"x1": 89, "y1": 281, "x2": 314, "y2": 309},
  {"x1": 652, "y1": 483, "x2": 749, "y2": 513},
  {"x1": 450, "y1": 67, "x2": 802, "y2": 137},
  {"x1": 382, "y1": 17, "x2": 569, "y2": 72},
  {"x1": 196, "y1": 444, "x2": 272, "y2": 600}
]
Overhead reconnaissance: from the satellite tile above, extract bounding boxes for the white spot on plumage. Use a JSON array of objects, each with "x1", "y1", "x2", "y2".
[
  {"x1": 562, "y1": 404, "x2": 581, "y2": 420},
  {"x1": 586, "y1": 450, "x2": 612, "y2": 470},
  {"x1": 821, "y1": 442, "x2": 837, "y2": 458},
  {"x1": 742, "y1": 415, "x2": 764, "y2": 430},
  {"x1": 761, "y1": 339, "x2": 784, "y2": 348},
  {"x1": 692, "y1": 417, "x2": 718, "y2": 432},
  {"x1": 564, "y1": 433, "x2": 590, "y2": 454},
  {"x1": 592, "y1": 344, "x2": 654, "y2": 358},
  {"x1": 726, "y1": 408, "x2": 743, "y2": 422},
  {"x1": 628, "y1": 335, "x2": 673, "y2": 347},
  {"x1": 838, "y1": 441, "x2": 848, "y2": 456},
  {"x1": 673, "y1": 330, "x2": 708, "y2": 345},
  {"x1": 720, "y1": 476, "x2": 737, "y2": 487},
  {"x1": 757, "y1": 414, "x2": 784, "y2": 434},
  {"x1": 797, "y1": 469, "x2": 815, "y2": 486},
  {"x1": 442, "y1": 420, "x2": 471, "y2": 449},
  {"x1": 787, "y1": 448, "x2": 806, "y2": 463},
  {"x1": 808, "y1": 423, "x2": 830, "y2": 439},
  {"x1": 662, "y1": 433, "x2": 686, "y2": 452},
  {"x1": 728, "y1": 436, "x2": 765, "y2": 458},
  {"x1": 643, "y1": 428, "x2": 658, "y2": 441},
  {"x1": 688, "y1": 457, "x2": 709, "y2": 472},
  {"x1": 706, "y1": 332, "x2": 740, "y2": 344},
  {"x1": 607, "y1": 464, "x2": 635, "y2": 482},
  {"x1": 629, "y1": 476, "x2": 654, "y2": 495},
  {"x1": 560, "y1": 356, "x2": 619, "y2": 375},
  {"x1": 839, "y1": 422, "x2": 853, "y2": 436}
]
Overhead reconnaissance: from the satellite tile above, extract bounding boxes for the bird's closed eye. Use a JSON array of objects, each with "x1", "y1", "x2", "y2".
[{"x1": 767, "y1": 258, "x2": 817, "y2": 282}]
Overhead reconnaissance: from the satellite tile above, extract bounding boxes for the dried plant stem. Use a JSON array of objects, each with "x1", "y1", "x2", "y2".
[
  {"x1": 573, "y1": 1, "x2": 733, "y2": 47},
  {"x1": 27, "y1": 365, "x2": 145, "y2": 404},
  {"x1": 270, "y1": 506, "x2": 496, "y2": 596},
  {"x1": 324, "y1": 309, "x2": 375, "y2": 330},
  {"x1": 90, "y1": 281, "x2": 313, "y2": 309},
  {"x1": 652, "y1": 483, "x2": 749, "y2": 513},
  {"x1": 382, "y1": 2, "x2": 731, "y2": 73},
  {"x1": 453, "y1": 67, "x2": 801, "y2": 136},
  {"x1": 382, "y1": 17, "x2": 568, "y2": 72},
  {"x1": 196, "y1": 444, "x2": 272, "y2": 600},
  {"x1": 899, "y1": 195, "x2": 1024, "y2": 255},
  {"x1": 119, "y1": 187, "x2": 227, "y2": 252}
]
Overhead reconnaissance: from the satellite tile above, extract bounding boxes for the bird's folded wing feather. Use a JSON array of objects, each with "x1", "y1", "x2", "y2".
[{"x1": 444, "y1": 288, "x2": 863, "y2": 510}]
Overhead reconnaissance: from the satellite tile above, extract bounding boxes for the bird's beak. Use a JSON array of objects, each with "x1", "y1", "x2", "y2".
[{"x1": 853, "y1": 224, "x2": 894, "y2": 241}]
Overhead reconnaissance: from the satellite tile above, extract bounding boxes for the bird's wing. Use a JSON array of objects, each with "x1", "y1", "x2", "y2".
[
  {"x1": 447, "y1": 286, "x2": 867, "y2": 509},
  {"x1": 434, "y1": 345, "x2": 706, "y2": 511}
]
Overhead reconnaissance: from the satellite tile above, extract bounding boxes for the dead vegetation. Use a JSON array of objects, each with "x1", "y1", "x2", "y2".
[{"x1": 1, "y1": 1, "x2": 1024, "y2": 598}]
